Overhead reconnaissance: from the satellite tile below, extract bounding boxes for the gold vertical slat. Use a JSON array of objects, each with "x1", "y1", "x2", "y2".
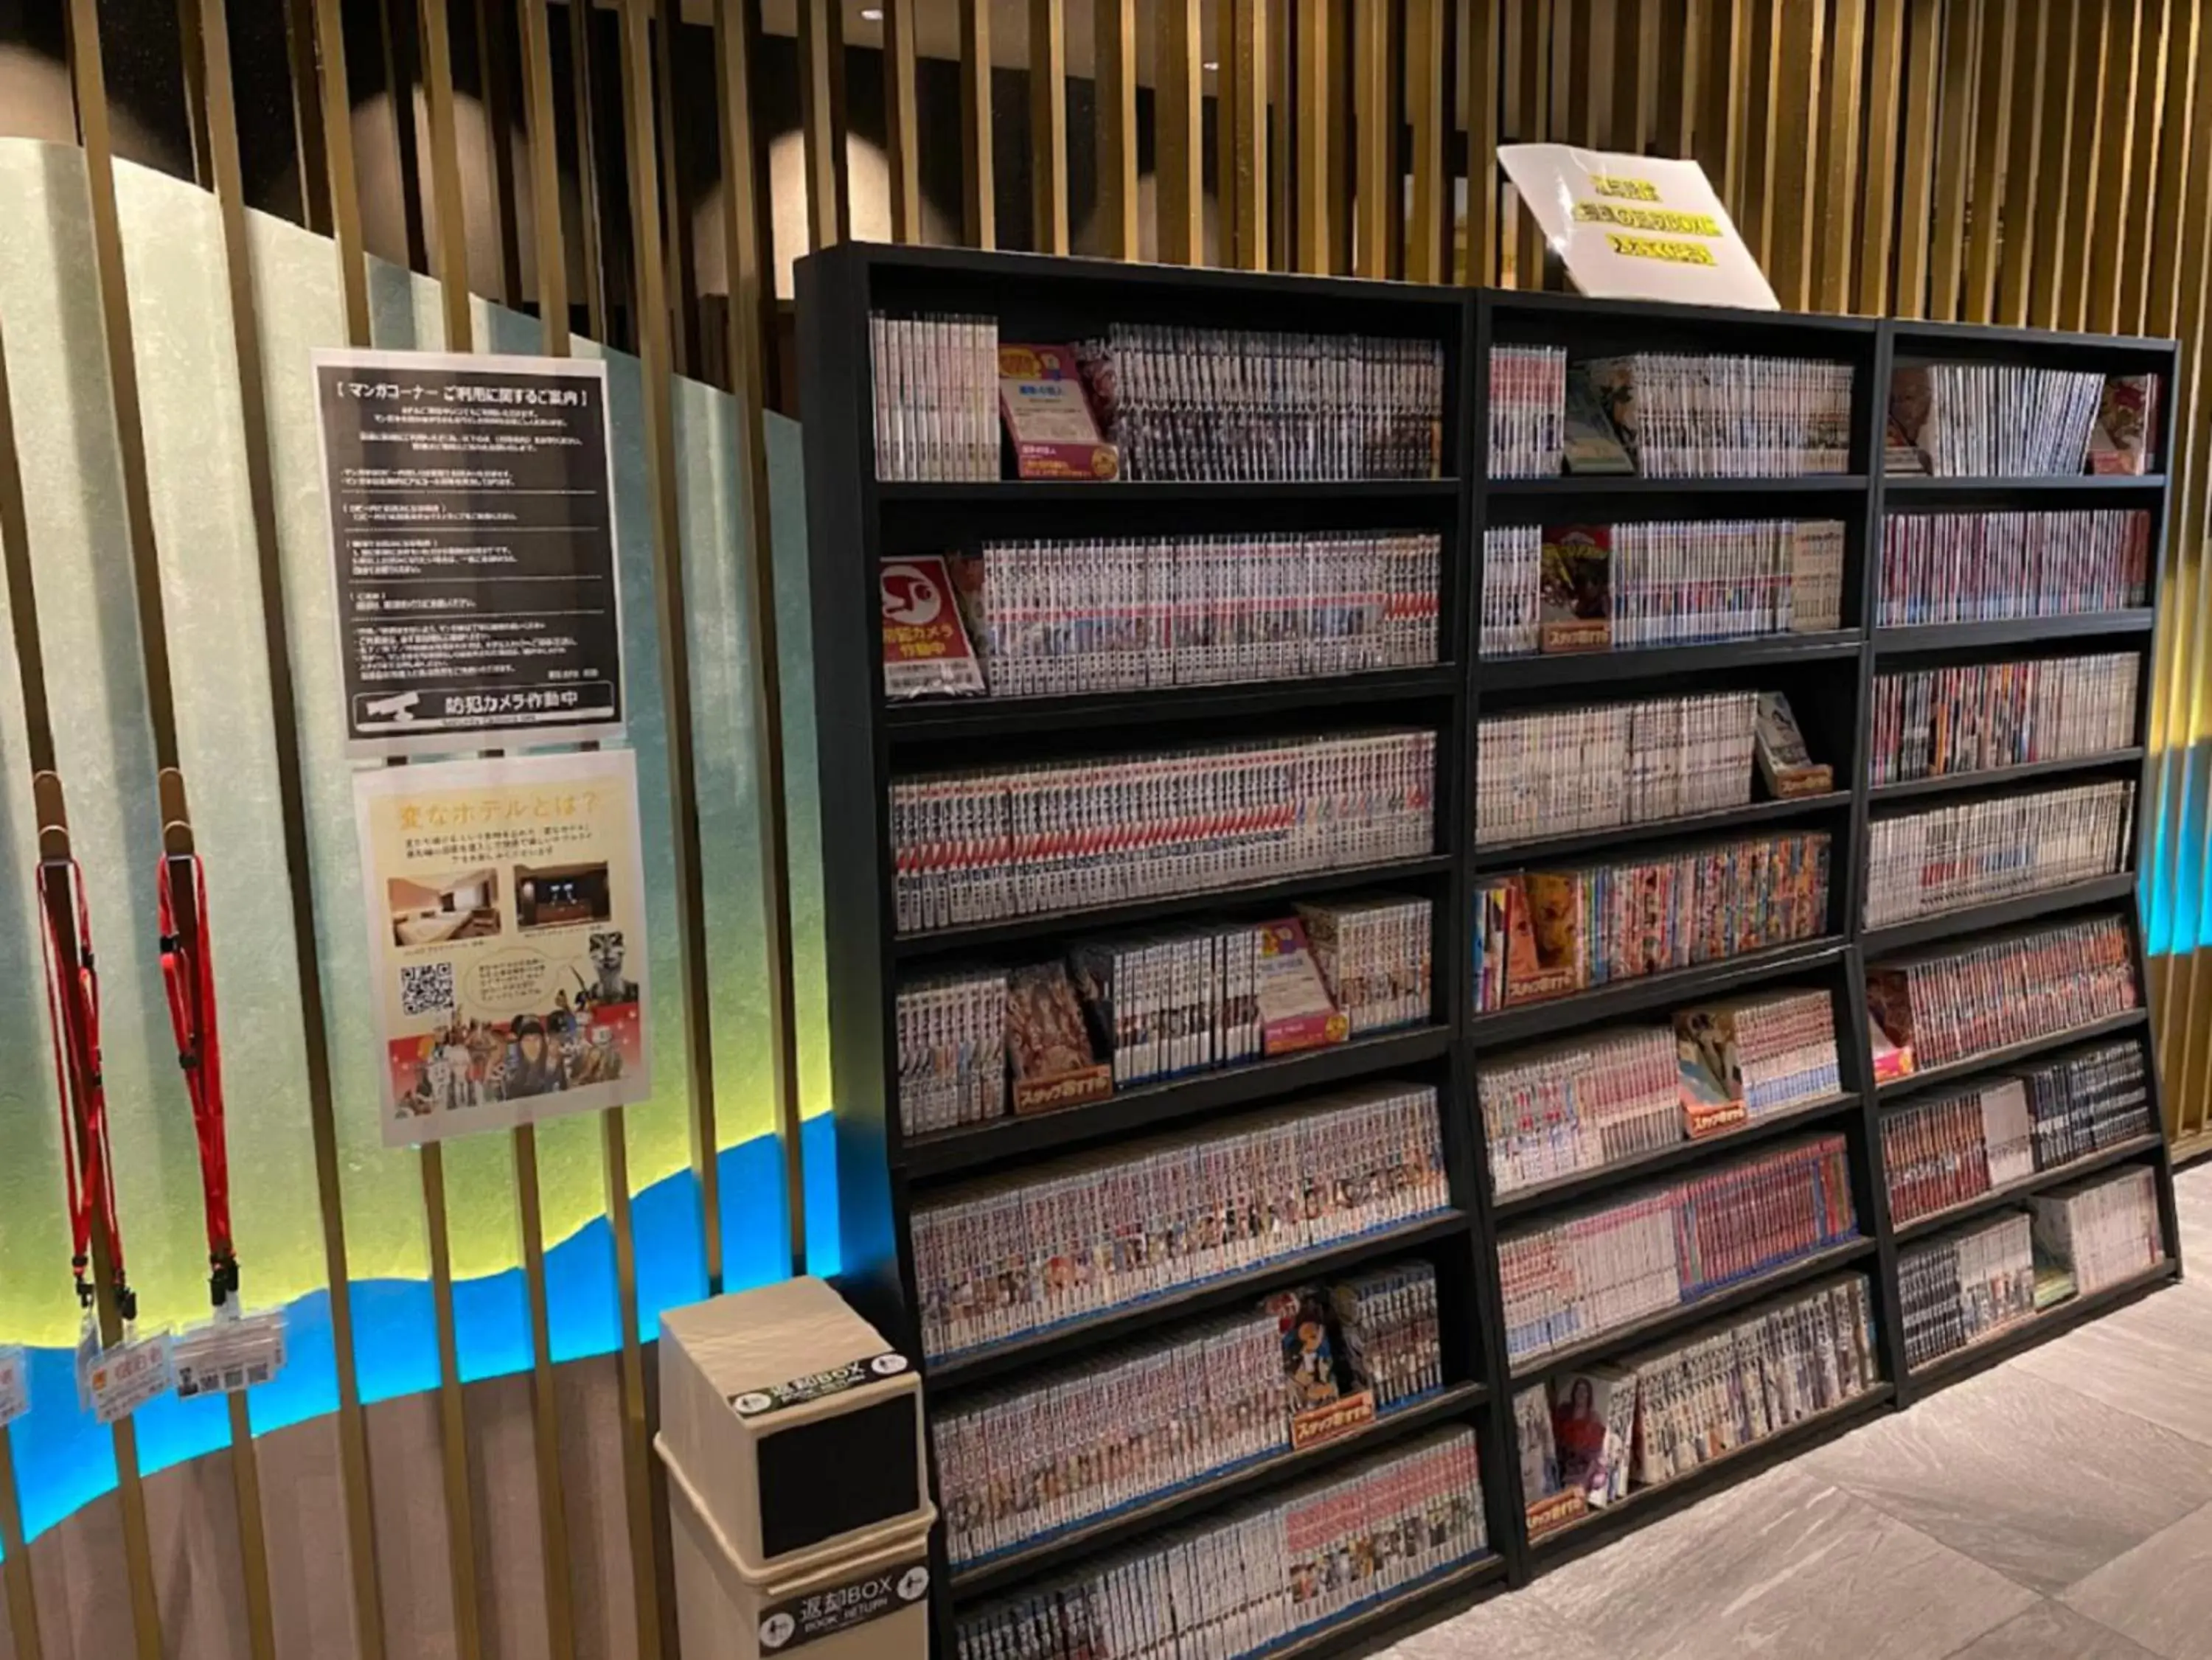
[
  {"x1": 1665, "y1": 0, "x2": 1701, "y2": 159},
  {"x1": 1029, "y1": 0, "x2": 1069, "y2": 253},
  {"x1": 1407, "y1": 0, "x2": 1447, "y2": 282},
  {"x1": 1270, "y1": 0, "x2": 1294, "y2": 270},
  {"x1": 1893, "y1": 0, "x2": 1941, "y2": 321},
  {"x1": 1159, "y1": 0, "x2": 1205, "y2": 264},
  {"x1": 1326, "y1": 0, "x2": 1352, "y2": 273},
  {"x1": 1819, "y1": 0, "x2": 1866, "y2": 313},
  {"x1": 2119, "y1": 0, "x2": 2169, "y2": 334},
  {"x1": 568, "y1": 0, "x2": 609, "y2": 343},
  {"x1": 1961, "y1": 0, "x2": 2014, "y2": 322},
  {"x1": 651, "y1": 0, "x2": 695, "y2": 375},
  {"x1": 282, "y1": 0, "x2": 333, "y2": 235},
  {"x1": 2087, "y1": 0, "x2": 2144, "y2": 333},
  {"x1": 1697, "y1": 0, "x2": 1747, "y2": 215},
  {"x1": 798, "y1": 0, "x2": 849, "y2": 250},
  {"x1": 2145, "y1": 0, "x2": 2197, "y2": 341},
  {"x1": 1218, "y1": 0, "x2": 1241, "y2": 251},
  {"x1": 959, "y1": 0, "x2": 995, "y2": 248},
  {"x1": 1464, "y1": 0, "x2": 1501, "y2": 284},
  {"x1": 316, "y1": 0, "x2": 373, "y2": 343},
  {"x1": 2056, "y1": 0, "x2": 2110, "y2": 330},
  {"x1": 1548, "y1": 0, "x2": 1576, "y2": 144},
  {"x1": 1739, "y1": 1, "x2": 1779, "y2": 271},
  {"x1": 616, "y1": 0, "x2": 726, "y2": 1304},
  {"x1": 480, "y1": 1, "x2": 526, "y2": 310},
  {"x1": 1994, "y1": 0, "x2": 2048, "y2": 327},
  {"x1": 1929, "y1": 0, "x2": 1980, "y2": 324},
  {"x1": 0, "y1": 1434, "x2": 38, "y2": 1660},
  {"x1": 1352, "y1": 0, "x2": 1391, "y2": 276},
  {"x1": 1503, "y1": 0, "x2": 1551, "y2": 287},
  {"x1": 1295, "y1": 0, "x2": 1332, "y2": 273},
  {"x1": 2027, "y1": 0, "x2": 2078, "y2": 330},
  {"x1": 1227, "y1": 0, "x2": 1269, "y2": 270},
  {"x1": 1095, "y1": 0, "x2": 1138, "y2": 259},
  {"x1": 1769, "y1": 0, "x2": 1824, "y2": 311},
  {"x1": 1580, "y1": 0, "x2": 1612, "y2": 150},
  {"x1": 1857, "y1": 0, "x2": 1905, "y2": 315},
  {"x1": 883, "y1": 0, "x2": 922, "y2": 242},
  {"x1": 174, "y1": 0, "x2": 211, "y2": 184}
]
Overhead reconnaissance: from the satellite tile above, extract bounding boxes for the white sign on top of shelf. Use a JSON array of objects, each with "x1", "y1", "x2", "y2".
[{"x1": 1498, "y1": 144, "x2": 1778, "y2": 310}]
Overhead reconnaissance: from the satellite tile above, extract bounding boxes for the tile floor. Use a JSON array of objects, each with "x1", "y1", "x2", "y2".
[{"x1": 1385, "y1": 1159, "x2": 2212, "y2": 1660}]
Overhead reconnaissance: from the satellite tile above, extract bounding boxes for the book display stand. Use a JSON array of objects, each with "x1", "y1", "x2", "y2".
[{"x1": 797, "y1": 245, "x2": 2183, "y2": 1653}]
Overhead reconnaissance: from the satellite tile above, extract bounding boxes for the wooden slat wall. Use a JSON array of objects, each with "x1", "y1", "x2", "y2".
[{"x1": 12, "y1": 3, "x2": 2212, "y2": 1656}]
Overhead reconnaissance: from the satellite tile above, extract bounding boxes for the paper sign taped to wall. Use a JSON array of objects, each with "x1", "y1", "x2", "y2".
[{"x1": 1498, "y1": 145, "x2": 1779, "y2": 310}]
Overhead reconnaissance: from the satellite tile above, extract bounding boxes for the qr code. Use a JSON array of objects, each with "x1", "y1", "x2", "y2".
[{"x1": 399, "y1": 961, "x2": 456, "y2": 1017}]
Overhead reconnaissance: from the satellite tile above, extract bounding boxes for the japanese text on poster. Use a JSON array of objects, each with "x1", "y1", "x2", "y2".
[{"x1": 355, "y1": 750, "x2": 652, "y2": 1146}]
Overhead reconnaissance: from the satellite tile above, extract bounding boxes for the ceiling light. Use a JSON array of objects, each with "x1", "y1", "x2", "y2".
[
  {"x1": 860, "y1": 7, "x2": 883, "y2": 18},
  {"x1": 1203, "y1": 60, "x2": 1220, "y2": 70}
]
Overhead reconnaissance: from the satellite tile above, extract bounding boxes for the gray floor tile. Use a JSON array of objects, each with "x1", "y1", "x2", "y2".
[
  {"x1": 1508, "y1": 1465, "x2": 2034, "y2": 1660},
  {"x1": 2011, "y1": 1278, "x2": 2212, "y2": 1448},
  {"x1": 1383, "y1": 1590, "x2": 1614, "y2": 1660},
  {"x1": 1946, "y1": 1602, "x2": 2163, "y2": 1660},
  {"x1": 2062, "y1": 1501, "x2": 2212, "y2": 1659},
  {"x1": 1797, "y1": 1362, "x2": 2212, "y2": 1594}
]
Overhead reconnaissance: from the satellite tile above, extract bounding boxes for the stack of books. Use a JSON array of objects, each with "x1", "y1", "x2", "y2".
[
  {"x1": 1075, "y1": 324, "x2": 1446, "y2": 481},
  {"x1": 869, "y1": 311, "x2": 1001, "y2": 480},
  {"x1": 1490, "y1": 344, "x2": 1568, "y2": 477},
  {"x1": 1881, "y1": 1039, "x2": 2153, "y2": 1227},
  {"x1": 942, "y1": 532, "x2": 1441, "y2": 698},
  {"x1": 1516, "y1": 1274, "x2": 1879, "y2": 1531},
  {"x1": 1296, "y1": 896, "x2": 1434, "y2": 1036},
  {"x1": 1582, "y1": 353, "x2": 1855, "y2": 478},
  {"x1": 1327, "y1": 1260, "x2": 1446, "y2": 1412},
  {"x1": 1475, "y1": 692, "x2": 1758, "y2": 845},
  {"x1": 897, "y1": 970, "x2": 1011, "y2": 1134},
  {"x1": 1877, "y1": 509, "x2": 2151, "y2": 624},
  {"x1": 1863, "y1": 779, "x2": 2136, "y2": 927},
  {"x1": 1498, "y1": 1134, "x2": 1860, "y2": 1366},
  {"x1": 910, "y1": 1083, "x2": 1448, "y2": 1360},
  {"x1": 1475, "y1": 832, "x2": 1833, "y2": 1013},
  {"x1": 2030, "y1": 1165, "x2": 2164, "y2": 1294},
  {"x1": 1870, "y1": 652, "x2": 2143, "y2": 784},
  {"x1": 1674, "y1": 990, "x2": 1843, "y2": 1132},
  {"x1": 1899, "y1": 1212, "x2": 2037, "y2": 1367},
  {"x1": 1886, "y1": 363, "x2": 2107, "y2": 476},
  {"x1": 953, "y1": 1429, "x2": 1487, "y2": 1660},
  {"x1": 890, "y1": 729, "x2": 1436, "y2": 933},
  {"x1": 1864, "y1": 915, "x2": 2140, "y2": 1078}
]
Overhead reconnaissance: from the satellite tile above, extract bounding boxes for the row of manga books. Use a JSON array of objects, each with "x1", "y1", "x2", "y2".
[
  {"x1": 1498, "y1": 1134, "x2": 1860, "y2": 1366},
  {"x1": 1869, "y1": 652, "x2": 2143, "y2": 785},
  {"x1": 1885, "y1": 363, "x2": 2109, "y2": 478},
  {"x1": 896, "y1": 897, "x2": 1434, "y2": 1136},
  {"x1": 869, "y1": 312, "x2": 1001, "y2": 480},
  {"x1": 1474, "y1": 833, "x2": 1833, "y2": 1013},
  {"x1": 936, "y1": 1260, "x2": 1444, "y2": 1569},
  {"x1": 1074, "y1": 324, "x2": 1447, "y2": 481},
  {"x1": 1864, "y1": 913, "x2": 2139, "y2": 1078},
  {"x1": 937, "y1": 534, "x2": 1442, "y2": 700},
  {"x1": 1480, "y1": 520, "x2": 1846, "y2": 658},
  {"x1": 1877, "y1": 509, "x2": 2150, "y2": 625},
  {"x1": 952, "y1": 1429, "x2": 1488, "y2": 1660},
  {"x1": 1899, "y1": 1211, "x2": 2037, "y2": 1368},
  {"x1": 1517, "y1": 1275, "x2": 1879, "y2": 1529},
  {"x1": 1480, "y1": 988, "x2": 1843, "y2": 1197},
  {"x1": 889, "y1": 730, "x2": 1436, "y2": 935},
  {"x1": 910, "y1": 1084, "x2": 1448, "y2": 1360},
  {"x1": 1475, "y1": 692, "x2": 1757, "y2": 846},
  {"x1": 1582, "y1": 354, "x2": 1857, "y2": 478},
  {"x1": 2031, "y1": 1165, "x2": 2164, "y2": 1296},
  {"x1": 1489, "y1": 345, "x2": 1568, "y2": 478},
  {"x1": 1862, "y1": 779, "x2": 2135, "y2": 929},
  {"x1": 1880, "y1": 1039, "x2": 2153, "y2": 1228}
]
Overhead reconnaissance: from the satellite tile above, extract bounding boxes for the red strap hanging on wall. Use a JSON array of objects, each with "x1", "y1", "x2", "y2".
[
  {"x1": 158, "y1": 851, "x2": 235, "y2": 1308},
  {"x1": 36, "y1": 857, "x2": 132, "y2": 1324}
]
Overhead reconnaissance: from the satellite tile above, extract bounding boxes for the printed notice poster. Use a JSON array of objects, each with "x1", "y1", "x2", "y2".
[
  {"x1": 1497, "y1": 144, "x2": 1778, "y2": 309},
  {"x1": 355, "y1": 749, "x2": 652, "y2": 1147},
  {"x1": 313, "y1": 348, "x2": 625, "y2": 757}
]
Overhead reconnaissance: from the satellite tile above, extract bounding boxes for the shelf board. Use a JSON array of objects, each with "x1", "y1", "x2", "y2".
[
  {"x1": 1873, "y1": 612, "x2": 2157, "y2": 654},
  {"x1": 1907, "y1": 1259, "x2": 2178, "y2": 1394},
  {"x1": 928, "y1": 1210, "x2": 1473, "y2": 1392},
  {"x1": 1474, "y1": 792, "x2": 1851, "y2": 871},
  {"x1": 1471, "y1": 939, "x2": 1847, "y2": 1049},
  {"x1": 1869, "y1": 748, "x2": 2146, "y2": 803},
  {"x1": 1858, "y1": 873, "x2": 2139, "y2": 958},
  {"x1": 1891, "y1": 1134, "x2": 2167, "y2": 1244},
  {"x1": 886, "y1": 666, "x2": 1459, "y2": 744},
  {"x1": 1528, "y1": 1385, "x2": 1896, "y2": 1569},
  {"x1": 1476, "y1": 631, "x2": 1864, "y2": 691},
  {"x1": 894, "y1": 854, "x2": 1456, "y2": 960},
  {"x1": 1487, "y1": 474, "x2": 1867, "y2": 497},
  {"x1": 949, "y1": 1381, "x2": 1491, "y2": 1600},
  {"x1": 1492, "y1": 1094, "x2": 1862, "y2": 1221},
  {"x1": 876, "y1": 478, "x2": 1462, "y2": 503},
  {"x1": 1506, "y1": 1238, "x2": 1877, "y2": 1386},
  {"x1": 1881, "y1": 473, "x2": 2166, "y2": 496},
  {"x1": 1875, "y1": 1008, "x2": 2151, "y2": 1103},
  {"x1": 903, "y1": 1026, "x2": 1454, "y2": 1181}
]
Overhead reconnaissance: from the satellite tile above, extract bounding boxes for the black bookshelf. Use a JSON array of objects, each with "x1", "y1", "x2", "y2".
[{"x1": 797, "y1": 248, "x2": 2184, "y2": 1652}]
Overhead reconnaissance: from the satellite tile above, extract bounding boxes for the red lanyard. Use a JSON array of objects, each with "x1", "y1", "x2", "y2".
[
  {"x1": 37, "y1": 857, "x2": 132, "y2": 1323},
  {"x1": 159, "y1": 851, "x2": 235, "y2": 1308}
]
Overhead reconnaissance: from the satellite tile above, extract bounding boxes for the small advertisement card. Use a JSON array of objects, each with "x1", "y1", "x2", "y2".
[
  {"x1": 174, "y1": 1305, "x2": 290, "y2": 1399},
  {"x1": 998, "y1": 344, "x2": 1119, "y2": 481},
  {"x1": 880, "y1": 556, "x2": 984, "y2": 699},
  {"x1": 88, "y1": 1332, "x2": 177, "y2": 1427}
]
